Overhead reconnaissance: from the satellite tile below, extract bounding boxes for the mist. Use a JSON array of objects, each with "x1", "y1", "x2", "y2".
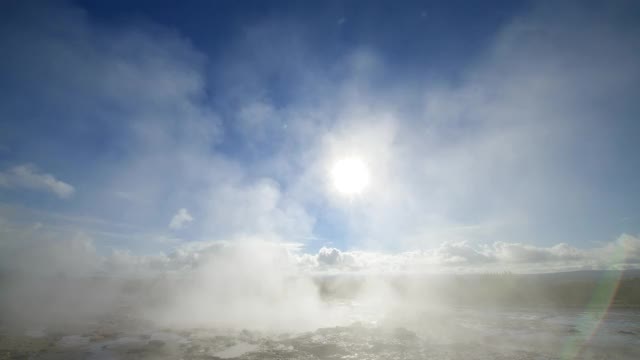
[
  {"x1": 2, "y1": 0, "x2": 640, "y2": 358},
  {"x1": 2, "y1": 237, "x2": 639, "y2": 359}
]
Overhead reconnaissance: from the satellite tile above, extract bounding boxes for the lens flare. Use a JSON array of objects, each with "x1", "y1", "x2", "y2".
[{"x1": 560, "y1": 244, "x2": 628, "y2": 360}]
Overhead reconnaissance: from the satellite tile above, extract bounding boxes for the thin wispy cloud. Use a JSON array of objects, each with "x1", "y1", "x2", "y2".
[
  {"x1": 0, "y1": 164, "x2": 74, "y2": 199},
  {"x1": 1, "y1": 2, "x2": 639, "y2": 358},
  {"x1": 169, "y1": 208, "x2": 193, "y2": 230},
  {"x1": 0, "y1": 0, "x2": 638, "y2": 271},
  {"x1": 1, "y1": 5, "x2": 640, "y2": 349}
]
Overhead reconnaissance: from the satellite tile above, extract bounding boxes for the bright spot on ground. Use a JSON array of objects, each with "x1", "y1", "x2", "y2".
[{"x1": 331, "y1": 157, "x2": 370, "y2": 195}]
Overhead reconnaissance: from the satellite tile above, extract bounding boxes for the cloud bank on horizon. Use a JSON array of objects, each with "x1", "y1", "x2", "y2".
[{"x1": 1, "y1": 0, "x2": 640, "y2": 275}]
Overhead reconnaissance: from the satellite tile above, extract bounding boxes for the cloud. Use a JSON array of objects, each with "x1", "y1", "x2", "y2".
[
  {"x1": 0, "y1": 2, "x2": 316, "y2": 247},
  {"x1": 256, "y1": 0, "x2": 640, "y2": 251},
  {"x1": 316, "y1": 247, "x2": 356, "y2": 268},
  {"x1": 493, "y1": 242, "x2": 584, "y2": 263},
  {"x1": 433, "y1": 241, "x2": 494, "y2": 265},
  {"x1": 154, "y1": 234, "x2": 640, "y2": 274},
  {"x1": 1, "y1": 0, "x2": 639, "y2": 268},
  {"x1": 294, "y1": 234, "x2": 640, "y2": 274},
  {"x1": 1, "y1": 209, "x2": 639, "y2": 277},
  {"x1": 0, "y1": 164, "x2": 74, "y2": 198},
  {"x1": 2, "y1": 1, "x2": 640, "y2": 338},
  {"x1": 169, "y1": 208, "x2": 194, "y2": 230}
]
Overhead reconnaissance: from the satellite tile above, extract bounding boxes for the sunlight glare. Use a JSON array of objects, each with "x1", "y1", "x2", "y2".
[{"x1": 331, "y1": 157, "x2": 370, "y2": 195}]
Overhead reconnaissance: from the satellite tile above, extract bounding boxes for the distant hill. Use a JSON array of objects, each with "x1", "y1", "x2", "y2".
[
  {"x1": 314, "y1": 269, "x2": 640, "y2": 308},
  {"x1": 521, "y1": 269, "x2": 640, "y2": 282}
]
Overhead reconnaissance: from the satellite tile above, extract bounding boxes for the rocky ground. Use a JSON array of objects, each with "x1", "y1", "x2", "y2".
[
  {"x1": 1, "y1": 321, "x2": 638, "y2": 360},
  {"x1": 0, "y1": 325, "x2": 551, "y2": 360},
  {"x1": 1, "y1": 307, "x2": 639, "y2": 359}
]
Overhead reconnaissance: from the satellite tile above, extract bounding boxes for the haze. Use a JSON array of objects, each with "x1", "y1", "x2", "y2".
[{"x1": 1, "y1": 1, "x2": 639, "y2": 359}]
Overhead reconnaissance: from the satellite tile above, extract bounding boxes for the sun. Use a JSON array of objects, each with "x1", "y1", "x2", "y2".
[{"x1": 330, "y1": 157, "x2": 370, "y2": 195}]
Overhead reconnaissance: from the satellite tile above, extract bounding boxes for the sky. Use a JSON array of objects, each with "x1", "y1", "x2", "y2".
[{"x1": 1, "y1": 0, "x2": 640, "y2": 275}]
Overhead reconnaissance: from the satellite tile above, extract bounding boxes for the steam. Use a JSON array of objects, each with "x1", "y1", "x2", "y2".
[
  {"x1": 147, "y1": 241, "x2": 335, "y2": 331},
  {"x1": 0, "y1": 3, "x2": 639, "y2": 354},
  {"x1": 1, "y1": 227, "x2": 638, "y2": 333}
]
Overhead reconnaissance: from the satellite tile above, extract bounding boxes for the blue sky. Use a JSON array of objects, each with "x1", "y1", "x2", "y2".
[{"x1": 1, "y1": 0, "x2": 640, "y2": 273}]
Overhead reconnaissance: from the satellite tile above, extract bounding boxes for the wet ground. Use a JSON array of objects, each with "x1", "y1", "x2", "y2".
[{"x1": 1, "y1": 307, "x2": 639, "y2": 359}]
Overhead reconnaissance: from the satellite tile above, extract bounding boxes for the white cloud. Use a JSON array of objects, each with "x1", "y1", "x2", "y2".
[
  {"x1": 1, "y1": 211, "x2": 639, "y2": 277},
  {"x1": 1, "y1": 1, "x2": 638, "y2": 272},
  {"x1": 0, "y1": 2, "x2": 320, "y2": 258},
  {"x1": 267, "y1": 1, "x2": 640, "y2": 251},
  {"x1": 169, "y1": 208, "x2": 194, "y2": 230},
  {"x1": 0, "y1": 164, "x2": 74, "y2": 199},
  {"x1": 433, "y1": 241, "x2": 493, "y2": 265},
  {"x1": 293, "y1": 234, "x2": 640, "y2": 274},
  {"x1": 493, "y1": 242, "x2": 584, "y2": 263},
  {"x1": 1, "y1": 2, "x2": 639, "y2": 336},
  {"x1": 316, "y1": 247, "x2": 356, "y2": 268}
]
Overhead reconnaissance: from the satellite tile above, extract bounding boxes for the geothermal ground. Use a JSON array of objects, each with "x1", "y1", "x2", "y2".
[{"x1": 1, "y1": 305, "x2": 638, "y2": 360}]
